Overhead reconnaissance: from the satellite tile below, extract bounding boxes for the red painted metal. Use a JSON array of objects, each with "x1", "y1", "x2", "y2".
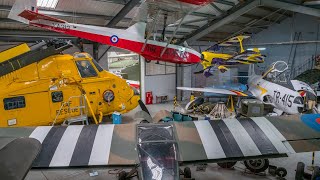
[
  {"x1": 30, "y1": 22, "x2": 200, "y2": 64},
  {"x1": 177, "y1": 0, "x2": 214, "y2": 5},
  {"x1": 19, "y1": 10, "x2": 66, "y2": 23}
]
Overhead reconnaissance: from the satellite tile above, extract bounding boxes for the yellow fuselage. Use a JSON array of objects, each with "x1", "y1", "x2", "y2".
[
  {"x1": 0, "y1": 53, "x2": 139, "y2": 127},
  {"x1": 201, "y1": 52, "x2": 232, "y2": 69}
]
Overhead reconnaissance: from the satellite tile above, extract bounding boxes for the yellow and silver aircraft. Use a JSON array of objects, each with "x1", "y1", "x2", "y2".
[
  {"x1": 0, "y1": 40, "x2": 140, "y2": 127},
  {"x1": 200, "y1": 35, "x2": 266, "y2": 77}
]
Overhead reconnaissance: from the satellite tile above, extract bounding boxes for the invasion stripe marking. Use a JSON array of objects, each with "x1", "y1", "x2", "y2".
[
  {"x1": 223, "y1": 119, "x2": 261, "y2": 156},
  {"x1": 32, "y1": 126, "x2": 67, "y2": 167},
  {"x1": 69, "y1": 125, "x2": 99, "y2": 166},
  {"x1": 239, "y1": 118, "x2": 278, "y2": 155},
  {"x1": 49, "y1": 125, "x2": 84, "y2": 167},
  {"x1": 89, "y1": 125, "x2": 114, "y2": 165},
  {"x1": 194, "y1": 121, "x2": 226, "y2": 159},
  {"x1": 252, "y1": 117, "x2": 289, "y2": 154},
  {"x1": 261, "y1": 118, "x2": 287, "y2": 141},
  {"x1": 209, "y1": 120, "x2": 244, "y2": 158},
  {"x1": 29, "y1": 126, "x2": 52, "y2": 143}
]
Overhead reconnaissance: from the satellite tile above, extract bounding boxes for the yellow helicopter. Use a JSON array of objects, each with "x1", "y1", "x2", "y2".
[
  {"x1": 200, "y1": 35, "x2": 265, "y2": 77},
  {"x1": 0, "y1": 40, "x2": 140, "y2": 127}
]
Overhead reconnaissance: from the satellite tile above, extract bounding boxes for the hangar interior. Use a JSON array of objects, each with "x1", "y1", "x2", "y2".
[{"x1": 0, "y1": 0, "x2": 320, "y2": 180}]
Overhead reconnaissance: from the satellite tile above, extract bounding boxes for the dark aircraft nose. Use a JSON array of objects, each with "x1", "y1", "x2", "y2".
[{"x1": 298, "y1": 107, "x2": 304, "y2": 113}]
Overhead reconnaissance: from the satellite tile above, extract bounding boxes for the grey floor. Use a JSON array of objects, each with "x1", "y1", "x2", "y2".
[{"x1": 26, "y1": 102, "x2": 320, "y2": 180}]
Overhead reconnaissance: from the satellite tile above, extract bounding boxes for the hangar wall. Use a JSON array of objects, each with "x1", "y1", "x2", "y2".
[
  {"x1": 144, "y1": 60, "x2": 177, "y2": 102},
  {"x1": 247, "y1": 14, "x2": 320, "y2": 73}
]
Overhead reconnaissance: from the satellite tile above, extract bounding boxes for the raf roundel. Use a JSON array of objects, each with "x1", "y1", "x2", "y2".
[{"x1": 110, "y1": 35, "x2": 119, "y2": 44}]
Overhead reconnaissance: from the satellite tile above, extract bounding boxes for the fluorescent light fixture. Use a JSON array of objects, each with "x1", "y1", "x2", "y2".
[
  {"x1": 37, "y1": 0, "x2": 59, "y2": 9},
  {"x1": 247, "y1": 47, "x2": 266, "y2": 51}
]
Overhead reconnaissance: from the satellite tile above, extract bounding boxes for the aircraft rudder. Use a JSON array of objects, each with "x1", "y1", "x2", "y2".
[
  {"x1": 126, "y1": 22, "x2": 147, "y2": 39},
  {"x1": 8, "y1": 0, "x2": 37, "y2": 24}
]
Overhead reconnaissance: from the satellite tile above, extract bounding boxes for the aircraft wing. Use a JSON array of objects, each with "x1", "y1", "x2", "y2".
[
  {"x1": 177, "y1": 87, "x2": 250, "y2": 97},
  {"x1": 0, "y1": 114, "x2": 320, "y2": 168},
  {"x1": 219, "y1": 35, "x2": 250, "y2": 47},
  {"x1": 1, "y1": 114, "x2": 320, "y2": 168}
]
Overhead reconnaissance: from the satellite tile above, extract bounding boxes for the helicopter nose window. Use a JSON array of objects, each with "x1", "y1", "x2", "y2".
[
  {"x1": 76, "y1": 60, "x2": 98, "y2": 78},
  {"x1": 92, "y1": 60, "x2": 104, "y2": 72},
  {"x1": 293, "y1": 97, "x2": 303, "y2": 105}
]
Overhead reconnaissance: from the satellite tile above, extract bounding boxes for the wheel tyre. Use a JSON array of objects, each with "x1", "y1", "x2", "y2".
[
  {"x1": 140, "y1": 120, "x2": 150, "y2": 124},
  {"x1": 118, "y1": 171, "x2": 127, "y2": 180},
  {"x1": 244, "y1": 159, "x2": 269, "y2": 173},
  {"x1": 275, "y1": 167, "x2": 287, "y2": 178},
  {"x1": 295, "y1": 162, "x2": 305, "y2": 180},
  {"x1": 184, "y1": 167, "x2": 191, "y2": 178},
  {"x1": 217, "y1": 161, "x2": 237, "y2": 169},
  {"x1": 312, "y1": 166, "x2": 320, "y2": 180}
]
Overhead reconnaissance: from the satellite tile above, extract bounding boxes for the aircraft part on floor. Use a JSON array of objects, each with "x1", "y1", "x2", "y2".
[
  {"x1": 198, "y1": 102, "x2": 216, "y2": 114},
  {"x1": 209, "y1": 102, "x2": 234, "y2": 120},
  {"x1": 1, "y1": 114, "x2": 320, "y2": 168},
  {"x1": 185, "y1": 97, "x2": 205, "y2": 113},
  {"x1": 240, "y1": 99, "x2": 264, "y2": 117}
]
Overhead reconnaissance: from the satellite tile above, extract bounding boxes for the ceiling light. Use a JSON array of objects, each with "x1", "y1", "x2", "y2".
[
  {"x1": 247, "y1": 47, "x2": 266, "y2": 51},
  {"x1": 37, "y1": 0, "x2": 59, "y2": 9}
]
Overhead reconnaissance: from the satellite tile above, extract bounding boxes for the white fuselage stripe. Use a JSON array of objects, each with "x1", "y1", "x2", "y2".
[
  {"x1": 49, "y1": 125, "x2": 84, "y2": 167},
  {"x1": 88, "y1": 125, "x2": 114, "y2": 165},
  {"x1": 223, "y1": 119, "x2": 261, "y2": 156},
  {"x1": 29, "y1": 126, "x2": 52, "y2": 143},
  {"x1": 194, "y1": 121, "x2": 226, "y2": 159}
]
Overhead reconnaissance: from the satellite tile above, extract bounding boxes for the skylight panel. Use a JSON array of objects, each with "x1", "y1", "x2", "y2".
[{"x1": 37, "y1": 0, "x2": 59, "y2": 9}]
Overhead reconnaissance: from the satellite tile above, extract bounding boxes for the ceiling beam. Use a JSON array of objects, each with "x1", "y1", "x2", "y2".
[
  {"x1": 258, "y1": 6, "x2": 292, "y2": 17},
  {"x1": 214, "y1": 0, "x2": 236, "y2": 6},
  {"x1": 262, "y1": 0, "x2": 320, "y2": 17},
  {"x1": 242, "y1": 14, "x2": 281, "y2": 24},
  {"x1": 211, "y1": 3, "x2": 225, "y2": 15},
  {"x1": 179, "y1": 24, "x2": 201, "y2": 29},
  {"x1": 0, "y1": 5, "x2": 132, "y2": 22},
  {"x1": 106, "y1": 0, "x2": 140, "y2": 27},
  {"x1": 227, "y1": 22, "x2": 269, "y2": 29},
  {"x1": 156, "y1": 30, "x2": 190, "y2": 36},
  {"x1": 190, "y1": 12, "x2": 216, "y2": 18},
  {"x1": 92, "y1": 0, "x2": 129, "y2": 5},
  {"x1": 179, "y1": 0, "x2": 320, "y2": 43},
  {"x1": 178, "y1": 0, "x2": 260, "y2": 44}
]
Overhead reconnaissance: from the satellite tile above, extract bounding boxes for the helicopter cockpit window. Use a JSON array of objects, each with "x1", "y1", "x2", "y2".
[
  {"x1": 92, "y1": 60, "x2": 104, "y2": 72},
  {"x1": 76, "y1": 60, "x2": 98, "y2": 78}
]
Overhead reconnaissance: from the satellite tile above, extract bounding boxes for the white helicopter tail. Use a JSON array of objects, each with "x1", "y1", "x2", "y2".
[{"x1": 8, "y1": 0, "x2": 37, "y2": 24}]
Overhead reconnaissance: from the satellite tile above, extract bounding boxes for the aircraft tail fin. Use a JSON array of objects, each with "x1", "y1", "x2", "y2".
[
  {"x1": 8, "y1": 0, "x2": 37, "y2": 24},
  {"x1": 126, "y1": 22, "x2": 147, "y2": 39}
]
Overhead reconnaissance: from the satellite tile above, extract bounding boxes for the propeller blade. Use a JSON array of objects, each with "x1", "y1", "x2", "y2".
[{"x1": 138, "y1": 100, "x2": 151, "y2": 115}]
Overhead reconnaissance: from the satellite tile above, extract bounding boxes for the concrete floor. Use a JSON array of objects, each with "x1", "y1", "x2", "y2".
[{"x1": 25, "y1": 102, "x2": 320, "y2": 180}]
